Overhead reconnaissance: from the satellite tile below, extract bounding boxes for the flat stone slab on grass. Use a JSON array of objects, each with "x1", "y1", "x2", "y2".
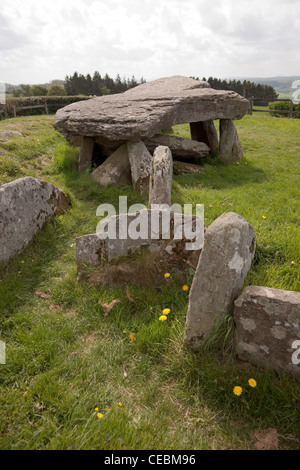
[
  {"x1": 234, "y1": 286, "x2": 300, "y2": 380},
  {"x1": 0, "y1": 176, "x2": 70, "y2": 263},
  {"x1": 55, "y1": 75, "x2": 249, "y2": 147}
]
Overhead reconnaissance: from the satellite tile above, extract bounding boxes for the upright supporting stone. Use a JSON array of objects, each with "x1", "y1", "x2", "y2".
[
  {"x1": 190, "y1": 120, "x2": 218, "y2": 151},
  {"x1": 219, "y1": 119, "x2": 243, "y2": 162},
  {"x1": 148, "y1": 146, "x2": 173, "y2": 207},
  {"x1": 127, "y1": 140, "x2": 153, "y2": 197},
  {"x1": 78, "y1": 136, "x2": 94, "y2": 172},
  {"x1": 183, "y1": 212, "x2": 256, "y2": 350}
]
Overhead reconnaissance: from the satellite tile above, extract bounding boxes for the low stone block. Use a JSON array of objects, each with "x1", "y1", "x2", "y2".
[
  {"x1": 234, "y1": 286, "x2": 300, "y2": 380},
  {"x1": 144, "y1": 134, "x2": 210, "y2": 160}
]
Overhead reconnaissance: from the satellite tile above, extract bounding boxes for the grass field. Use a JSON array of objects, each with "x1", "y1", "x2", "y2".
[{"x1": 0, "y1": 113, "x2": 299, "y2": 450}]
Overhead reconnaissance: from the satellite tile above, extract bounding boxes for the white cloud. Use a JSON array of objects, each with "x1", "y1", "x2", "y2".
[{"x1": 0, "y1": 0, "x2": 299, "y2": 84}]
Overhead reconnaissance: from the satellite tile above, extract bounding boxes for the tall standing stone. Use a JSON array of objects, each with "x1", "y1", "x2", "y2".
[
  {"x1": 183, "y1": 212, "x2": 256, "y2": 350},
  {"x1": 219, "y1": 119, "x2": 243, "y2": 162},
  {"x1": 127, "y1": 140, "x2": 153, "y2": 197},
  {"x1": 148, "y1": 146, "x2": 173, "y2": 207}
]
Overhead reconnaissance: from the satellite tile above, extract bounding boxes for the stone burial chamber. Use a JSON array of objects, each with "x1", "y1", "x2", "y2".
[{"x1": 55, "y1": 75, "x2": 249, "y2": 192}]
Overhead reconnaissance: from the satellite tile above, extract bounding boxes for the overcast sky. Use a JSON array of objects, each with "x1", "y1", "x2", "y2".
[{"x1": 1, "y1": 0, "x2": 299, "y2": 85}]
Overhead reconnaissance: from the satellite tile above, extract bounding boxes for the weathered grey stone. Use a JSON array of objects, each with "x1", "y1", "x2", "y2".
[
  {"x1": 76, "y1": 209, "x2": 204, "y2": 274},
  {"x1": 0, "y1": 177, "x2": 70, "y2": 263},
  {"x1": 55, "y1": 75, "x2": 249, "y2": 147},
  {"x1": 234, "y1": 286, "x2": 300, "y2": 380},
  {"x1": 91, "y1": 143, "x2": 132, "y2": 187},
  {"x1": 173, "y1": 161, "x2": 204, "y2": 175},
  {"x1": 183, "y1": 212, "x2": 256, "y2": 350},
  {"x1": 78, "y1": 136, "x2": 94, "y2": 172},
  {"x1": 1, "y1": 130, "x2": 22, "y2": 138},
  {"x1": 143, "y1": 134, "x2": 210, "y2": 160},
  {"x1": 127, "y1": 140, "x2": 152, "y2": 197},
  {"x1": 219, "y1": 119, "x2": 243, "y2": 162},
  {"x1": 149, "y1": 146, "x2": 173, "y2": 207},
  {"x1": 190, "y1": 120, "x2": 219, "y2": 151}
]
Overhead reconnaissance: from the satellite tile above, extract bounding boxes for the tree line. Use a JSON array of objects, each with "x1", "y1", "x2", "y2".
[
  {"x1": 194, "y1": 77, "x2": 278, "y2": 102},
  {"x1": 64, "y1": 72, "x2": 146, "y2": 96}
]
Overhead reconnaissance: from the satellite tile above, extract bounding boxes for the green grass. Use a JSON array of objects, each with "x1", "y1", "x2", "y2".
[{"x1": 0, "y1": 114, "x2": 299, "y2": 450}]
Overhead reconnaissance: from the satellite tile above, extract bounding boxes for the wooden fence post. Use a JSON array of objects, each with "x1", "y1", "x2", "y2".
[
  {"x1": 13, "y1": 105, "x2": 16, "y2": 118},
  {"x1": 288, "y1": 100, "x2": 293, "y2": 118},
  {"x1": 45, "y1": 103, "x2": 48, "y2": 114}
]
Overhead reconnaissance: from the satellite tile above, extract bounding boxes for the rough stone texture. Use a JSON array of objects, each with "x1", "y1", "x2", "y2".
[
  {"x1": 127, "y1": 140, "x2": 152, "y2": 196},
  {"x1": 234, "y1": 286, "x2": 300, "y2": 380},
  {"x1": 183, "y1": 212, "x2": 256, "y2": 350},
  {"x1": 143, "y1": 134, "x2": 210, "y2": 160},
  {"x1": 219, "y1": 119, "x2": 243, "y2": 162},
  {"x1": 78, "y1": 136, "x2": 94, "y2": 172},
  {"x1": 173, "y1": 161, "x2": 204, "y2": 175},
  {"x1": 149, "y1": 146, "x2": 173, "y2": 207},
  {"x1": 1, "y1": 130, "x2": 22, "y2": 138},
  {"x1": 190, "y1": 120, "x2": 219, "y2": 151},
  {"x1": 0, "y1": 177, "x2": 70, "y2": 263},
  {"x1": 76, "y1": 209, "x2": 204, "y2": 274},
  {"x1": 91, "y1": 143, "x2": 132, "y2": 187},
  {"x1": 55, "y1": 75, "x2": 249, "y2": 147}
]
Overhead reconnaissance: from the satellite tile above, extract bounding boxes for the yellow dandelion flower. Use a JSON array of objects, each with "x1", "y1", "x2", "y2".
[
  {"x1": 159, "y1": 315, "x2": 167, "y2": 321},
  {"x1": 129, "y1": 333, "x2": 135, "y2": 341},
  {"x1": 182, "y1": 285, "x2": 189, "y2": 291},
  {"x1": 97, "y1": 412, "x2": 103, "y2": 419},
  {"x1": 233, "y1": 386, "x2": 242, "y2": 396},
  {"x1": 291, "y1": 261, "x2": 295, "y2": 265},
  {"x1": 248, "y1": 378, "x2": 257, "y2": 388},
  {"x1": 21, "y1": 260, "x2": 25, "y2": 263},
  {"x1": 164, "y1": 273, "x2": 171, "y2": 278},
  {"x1": 95, "y1": 407, "x2": 99, "y2": 411},
  {"x1": 162, "y1": 308, "x2": 170, "y2": 315},
  {"x1": 118, "y1": 402, "x2": 122, "y2": 407},
  {"x1": 262, "y1": 216, "x2": 266, "y2": 219}
]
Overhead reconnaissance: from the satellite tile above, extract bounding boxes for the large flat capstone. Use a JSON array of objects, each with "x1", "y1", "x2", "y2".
[{"x1": 55, "y1": 75, "x2": 249, "y2": 147}]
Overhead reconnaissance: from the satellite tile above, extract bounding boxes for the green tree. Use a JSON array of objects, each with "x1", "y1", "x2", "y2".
[
  {"x1": 31, "y1": 85, "x2": 48, "y2": 96},
  {"x1": 47, "y1": 85, "x2": 66, "y2": 96},
  {"x1": 20, "y1": 84, "x2": 32, "y2": 96}
]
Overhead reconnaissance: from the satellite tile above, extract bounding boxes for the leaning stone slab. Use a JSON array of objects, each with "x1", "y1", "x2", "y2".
[
  {"x1": 183, "y1": 212, "x2": 256, "y2": 350},
  {"x1": 234, "y1": 286, "x2": 300, "y2": 380},
  {"x1": 91, "y1": 143, "x2": 132, "y2": 187},
  {"x1": 190, "y1": 120, "x2": 219, "y2": 151},
  {"x1": 78, "y1": 136, "x2": 94, "y2": 172},
  {"x1": 55, "y1": 75, "x2": 249, "y2": 148},
  {"x1": 127, "y1": 140, "x2": 152, "y2": 197},
  {"x1": 148, "y1": 146, "x2": 173, "y2": 207},
  {"x1": 143, "y1": 134, "x2": 210, "y2": 160},
  {"x1": 0, "y1": 177, "x2": 70, "y2": 263}
]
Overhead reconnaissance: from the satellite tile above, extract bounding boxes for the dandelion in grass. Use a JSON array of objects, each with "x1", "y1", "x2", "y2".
[
  {"x1": 164, "y1": 273, "x2": 171, "y2": 278},
  {"x1": 159, "y1": 315, "x2": 167, "y2": 321},
  {"x1": 129, "y1": 333, "x2": 135, "y2": 342},
  {"x1": 95, "y1": 407, "x2": 99, "y2": 411},
  {"x1": 262, "y1": 216, "x2": 266, "y2": 219},
  {"x1": 182, "y1": 285, "x2": 189, "y2": 291},
  {"x1": 248, "y1": 378, "x2": 257, "y2": 388},
  {"x1": 118, "y1": 402, "x2": 122, "y2": 407},
  {"x1": 233, "y1": 386, "x2": 242, "y2": 396},
  {"x1": 162, "y1": 308, "x2": 170, "y2": 315},
  {"x1": 97, "y1": 412, "x2": 103, "y2": 419},
  {"x1": 291, "y1": 261, "x2": 295, "y2": 265}
]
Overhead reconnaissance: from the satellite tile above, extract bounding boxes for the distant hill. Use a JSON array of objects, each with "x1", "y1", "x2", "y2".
[{"x1": 229, "y1": 76, "x2": 300, "y2": 98}]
